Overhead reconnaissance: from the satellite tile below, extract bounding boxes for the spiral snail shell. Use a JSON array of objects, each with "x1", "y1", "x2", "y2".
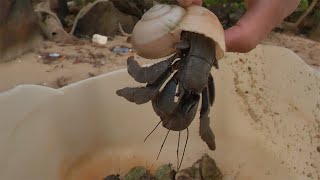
[{"x1": 131, "y1": 4, "x2": 226, "y2": 60}]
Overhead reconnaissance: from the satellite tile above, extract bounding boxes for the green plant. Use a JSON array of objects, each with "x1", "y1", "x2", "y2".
[
  {"x1": 203, "y1": 0, "x2": 225, "y2": 7},
  {"x1": 296, "y1": 0, "x2": 309, "y2": 12},
  {"x1": 311, "y1": 7, "x2": 320, "y2": 19}
]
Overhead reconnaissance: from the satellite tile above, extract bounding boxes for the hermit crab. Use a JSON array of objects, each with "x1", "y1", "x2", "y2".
[{"x1": 116, "y1": 3, "x2": 225, "y2": 169}]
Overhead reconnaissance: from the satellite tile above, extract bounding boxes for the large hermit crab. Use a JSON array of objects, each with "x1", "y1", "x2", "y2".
[{"x1": 116, "y1": 3, "x2": 225, "y2": 168}]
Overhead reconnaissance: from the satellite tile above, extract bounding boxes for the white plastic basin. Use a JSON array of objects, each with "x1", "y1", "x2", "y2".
[{"x1": 0, "y1": 45, "x2": 319, "y2": 180}]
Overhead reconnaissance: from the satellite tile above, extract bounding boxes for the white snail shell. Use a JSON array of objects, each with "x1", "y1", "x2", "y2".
[{"x1": 131, "y1": 4, "x2": 226, "y2": 60}]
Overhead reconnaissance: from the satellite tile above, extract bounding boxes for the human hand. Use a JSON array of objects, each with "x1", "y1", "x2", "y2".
[
  {"x1": 224, "y1": 0, "x2": 300, "y2": 52},
  {"x1": 177, "y1": 0, "x2": 300, "y2": 53},
  {"x1": 176, "y1": 0, "x2": 202, "y2": 7}
]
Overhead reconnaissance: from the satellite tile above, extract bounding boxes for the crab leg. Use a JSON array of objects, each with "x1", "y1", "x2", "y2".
[
  {"x1": 127, "y1": 53, "x2": 179, "y2": 84},
  {"x1": 178, "y1": 91, "x2": 200, "y2": 117},
  {"x1": 152, "y1": 72, "x2": 179, "y2": 117},
  {"x1": 208, "y1": 73, "x2": 215, "y2": 106},
  {"x1": 152, "y1": 72, "x2": 200, "y2": 131},
  {"x1": 199, "y1": 87, "x2": 216, "y2": 150},
  {"x1": 116, "y1": 59, "x2": 176, "y2": 104},
  {"x1": 116, "y1": 86, "x2": 158, "y2": 104}
]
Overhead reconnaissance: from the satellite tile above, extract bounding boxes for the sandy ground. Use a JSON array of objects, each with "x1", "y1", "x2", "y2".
[
  {"x1": 262, "y1": 32, "x2": 320, "y2": 69},
  {"x1": 0, "y1": 36, "x2": 151, "y2": 92},
  {"x1": 0, "y1": 32, "x2": 319, "y2": 93}
]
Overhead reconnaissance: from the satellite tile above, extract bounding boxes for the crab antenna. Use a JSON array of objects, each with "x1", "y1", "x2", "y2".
[
  {"x1": 177, "y1": 131, "x2": 181, "y2": 170},
  {"x1": 178, "y1": 128, "x2": 189, "y2": 171},
  {"x1": 157, "y1": 129, "x2": 170, "y2": 160},
  {"x1": 144, "y1": 120, "x2": 162, "y2": 142}
]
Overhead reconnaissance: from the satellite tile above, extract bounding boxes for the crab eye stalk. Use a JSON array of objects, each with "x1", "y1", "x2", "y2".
[{"x1": 130, "y1": 4, "x2": 226, "y2": 60}]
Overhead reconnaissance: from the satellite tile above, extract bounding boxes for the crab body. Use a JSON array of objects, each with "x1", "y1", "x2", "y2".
[
  {"x1": 179, "y1": 33, "x2": 217, "y2": 93},
  {"x1": 116, "y1": 31, "x2": 218, "y2": 150},
  {"x1": 115, "y1": 4, "x2": 226, "y2": 167}
]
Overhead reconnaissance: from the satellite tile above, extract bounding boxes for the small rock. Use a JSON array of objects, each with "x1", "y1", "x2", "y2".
[
  {"x1": 57, "y1": 76, "x2": 69, "y2": 88},
  {"x1": 103, "y1": 174, "x2": 120, "y2": 180},
  {"x1": 88, "y1": 72, "x2": 95, "y2": 77},
  {"x1": 199, "y1": 154, "x2": 223, "y2": 180},
  {"x1": 175, "y1": 166, "x2": 200, "y2": 180},
  {"x1": 140, "y1": 170, "x2": 156, "y2": 180},
  {"x1": 176, "y1": 154, "x2": 223, "y2": 180},
  {"x1": 92, "y1": 34, "x2": 108, "y2": 45},
  {"x1": 154, "y1": 164, "x2": 176, "y2": 180},
  {"x1": 123, "y1": 166, "x2": 147, "y2": 180}
]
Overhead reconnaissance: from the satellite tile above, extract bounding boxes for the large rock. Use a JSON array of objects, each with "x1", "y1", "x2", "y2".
[
  {"x1": 34, "y1": 1, "x2": 75, "y2": 43},
  {"x1": 0, "y1": 0, "x2": 13, "y2": 25},
  {"x1": 71, "y1": 0, "x2": 139, "y2": 38},
  {"x1": 32, "y1": 0, "x2": 69, "y2": 24},
  {"x1": 111, "y1": 0, "x2": 154, "y2": 19},
  {"x1": 309, "y1": 23, "x2": 320, "y2": 42},
  {"x1": 0, "y1": 0, "x2": 43, "y2": 63}
]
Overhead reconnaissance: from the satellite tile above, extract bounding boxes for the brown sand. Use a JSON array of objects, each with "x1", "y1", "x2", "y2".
[
  {"x1": 0, "y1": 36, "x2": 151, "y2": 93},
  {"x1": 0, "y1": 32, "x2": 319, "y2": 93}
]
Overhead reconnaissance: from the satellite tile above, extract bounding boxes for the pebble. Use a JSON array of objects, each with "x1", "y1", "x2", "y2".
[
  {"x1": 112, "y1": 46, "x2": 132, "y2": 54},
  {"x1": 92, "y1": 34, "x2": 108, "y2": 45},
  {"x1": 48, "y1": 53, "x2": 60, "y2": 58}
]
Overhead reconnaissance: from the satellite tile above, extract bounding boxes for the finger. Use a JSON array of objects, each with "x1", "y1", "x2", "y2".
[
  {"x1": 224, "y1": 0, "x2": 279, "y2": 53},
  {"x1": 224, "y1": 24, "x2": 259, "y2": 53},
  {"x1": 177, "y1": 0, "x2": 202, "y2": 7},
  {"x1": 191, "y1": 0, "x2": 202, "y2": 5}
]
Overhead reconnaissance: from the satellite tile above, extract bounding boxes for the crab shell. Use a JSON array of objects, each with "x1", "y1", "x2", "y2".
[{"x1": 131, "y1": 4, "x2": 226, "y2": 60}]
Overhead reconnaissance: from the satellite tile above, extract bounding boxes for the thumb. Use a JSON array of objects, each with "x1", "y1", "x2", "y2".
[
  {"x1": 224, "y1": 1, "x2": 279, "y2": 53},
  {"x1": 224, "y1": 23, "x2": 260, "y2": 53}
]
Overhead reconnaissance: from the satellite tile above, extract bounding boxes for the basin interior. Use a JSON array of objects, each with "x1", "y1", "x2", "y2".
[{"x1": 0, "y1": 45, "x2": 319, "y2": 180}]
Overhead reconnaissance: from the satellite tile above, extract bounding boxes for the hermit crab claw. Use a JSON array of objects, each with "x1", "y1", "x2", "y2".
[
  {"x1": 116, "y1": 54, "x2": 179, "y2": 104},
  {"x1": 152, "y1": 72, "x2": 200, "y2": 131}
]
